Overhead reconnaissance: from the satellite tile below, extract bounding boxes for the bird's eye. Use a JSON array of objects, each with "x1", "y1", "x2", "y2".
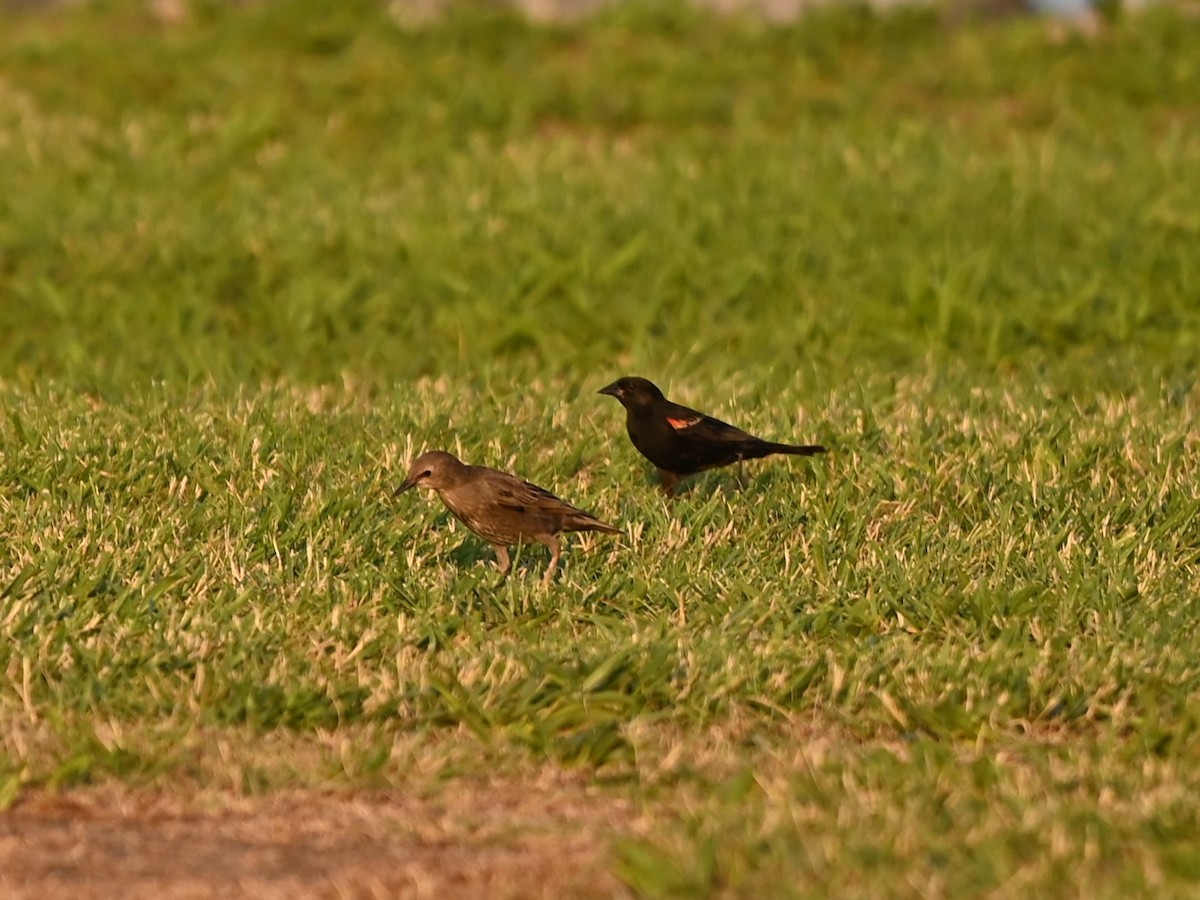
[{"x1": 421, "y1": 470, "x2": 432, "y2": 479}]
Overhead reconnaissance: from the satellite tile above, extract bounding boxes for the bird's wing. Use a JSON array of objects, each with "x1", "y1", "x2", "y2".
[
  {"x1": 494, "y1": 478, "x2": 573, "y2": 513},
  {"x1": 493, "y1": 476, "x2": 618, "y2": 533},
  {"x1": 448, "y1": 467, "x2": 615, "y2": 536},
  {"x1": 478, "y1": 474, "x2": 588, "y2": 531},
  {"x1": 663, "y1": 401, "x2": 756, "y2": 444}
]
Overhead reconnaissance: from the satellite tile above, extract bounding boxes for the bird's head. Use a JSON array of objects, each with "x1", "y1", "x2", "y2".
[
  {"x1": 395, "y1": 450, "x2": 465, "y2": 496},
  {"x1": 598, "y1": 376, "x2": 664, "y2": 410}
]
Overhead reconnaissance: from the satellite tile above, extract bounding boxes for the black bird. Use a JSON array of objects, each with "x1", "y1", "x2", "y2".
[
  {"x1": 598, "y1": 376, "x2": 826, "y2": 496},
  {"x1": 397, "y1": 450, "x2": 620, "y2": 582}
]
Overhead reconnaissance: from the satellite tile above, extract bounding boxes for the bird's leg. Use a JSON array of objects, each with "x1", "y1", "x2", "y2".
[
  {"x1": 492, "y1": 544, "x2": 512, "y2": 584},
  {"x1": 540, "y1": 536, "x2": 561, "y2": 584},
  {"x1": 657, "y1": 469, "x2": 680, "y2": 498}
]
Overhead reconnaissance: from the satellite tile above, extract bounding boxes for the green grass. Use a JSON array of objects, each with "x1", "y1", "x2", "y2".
[{"x1": 2, "y1": 0, "x2": 1200, "y2": 895}]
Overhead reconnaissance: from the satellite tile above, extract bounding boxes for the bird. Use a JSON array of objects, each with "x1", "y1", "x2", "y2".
[
  {"x1": 598, "y1": 376, "x2": 826, "y2": 496},
  {"x1": 395, "y1": 450, "x2": 620, "y2": 583}
]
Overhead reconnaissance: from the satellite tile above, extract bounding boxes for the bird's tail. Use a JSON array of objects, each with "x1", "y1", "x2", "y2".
[
  {"x1": 751, "y1": 441, "x2": 827, "y2": 459},
  {"x1": 567, "y1": 514, "x2": 622, "y2": 535}
]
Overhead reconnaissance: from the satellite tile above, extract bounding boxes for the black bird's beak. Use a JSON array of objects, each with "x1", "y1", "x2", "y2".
[
  {"x1": 598, "y1": 381, "x2": 621, "y2": 398},
  {"x1": 394, "y1": 476, "x2": 417, "y2": 497}
]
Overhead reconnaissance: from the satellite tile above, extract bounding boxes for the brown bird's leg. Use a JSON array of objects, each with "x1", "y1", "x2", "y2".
[
  {"x1": 492, "y1": 544, "x2": 512, "y2": 584},
  {"x1": 657, "y1": 469, "x2": 680, "y2": 498},
  {"x1": 540, "y1": 536, "x2": 561, "y2": 584}
]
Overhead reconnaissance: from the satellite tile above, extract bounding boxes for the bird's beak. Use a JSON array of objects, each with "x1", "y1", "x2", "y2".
[
  {"x1": 598, "y1": 382, "x2": 621, "y2": 398},
  {"x1": 394, "y1": 476, "x2": 418, "y2": 497}
]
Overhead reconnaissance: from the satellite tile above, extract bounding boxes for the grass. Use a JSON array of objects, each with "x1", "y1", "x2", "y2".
[{"x1": 1, "y1": 0, "x2": 1200, "y2": 895}]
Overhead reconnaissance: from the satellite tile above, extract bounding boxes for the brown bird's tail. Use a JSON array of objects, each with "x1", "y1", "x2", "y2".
[
  {"x1": 563, "y1": 513, "x2": 622, "y2": 535},
  {"x1": 746, "y1": 441, "x2": 827, "y2": 459}
]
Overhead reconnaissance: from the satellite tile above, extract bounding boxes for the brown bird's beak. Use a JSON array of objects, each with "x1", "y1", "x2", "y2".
[
  {"x1": 394, "y1": 475, "x2": 418, "y2": 497},
  {"x1": 598, "y1": 381, "x2": 621, "y2": 398}
]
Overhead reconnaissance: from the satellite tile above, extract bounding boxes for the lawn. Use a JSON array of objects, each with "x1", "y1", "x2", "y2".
[{"x1": 1, "y1": 0, "x2": 1200, "y2": 895}]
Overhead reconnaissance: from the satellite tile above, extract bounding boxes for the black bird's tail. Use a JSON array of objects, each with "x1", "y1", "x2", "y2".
[{"x1": 746, "y1": 441, "x2": 827, "y2": 459}]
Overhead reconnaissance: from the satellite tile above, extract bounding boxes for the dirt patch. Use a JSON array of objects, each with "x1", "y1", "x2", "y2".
[{"x1": 0, "y1": 774, "x2": 635, "y2": 899}]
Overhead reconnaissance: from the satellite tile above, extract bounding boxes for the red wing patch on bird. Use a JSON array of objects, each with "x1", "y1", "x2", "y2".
[{"x1": 666, "y1": 415, "x2": 703, "y2": 430}]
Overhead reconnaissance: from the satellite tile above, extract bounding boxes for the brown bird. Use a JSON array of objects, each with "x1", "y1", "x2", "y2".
[
  {"x1": 598, "y1": 376, "x2": 826, "y2": 496},
  {"x1": 396, "y1": 450, "x2": 620, "y2": 583}
]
